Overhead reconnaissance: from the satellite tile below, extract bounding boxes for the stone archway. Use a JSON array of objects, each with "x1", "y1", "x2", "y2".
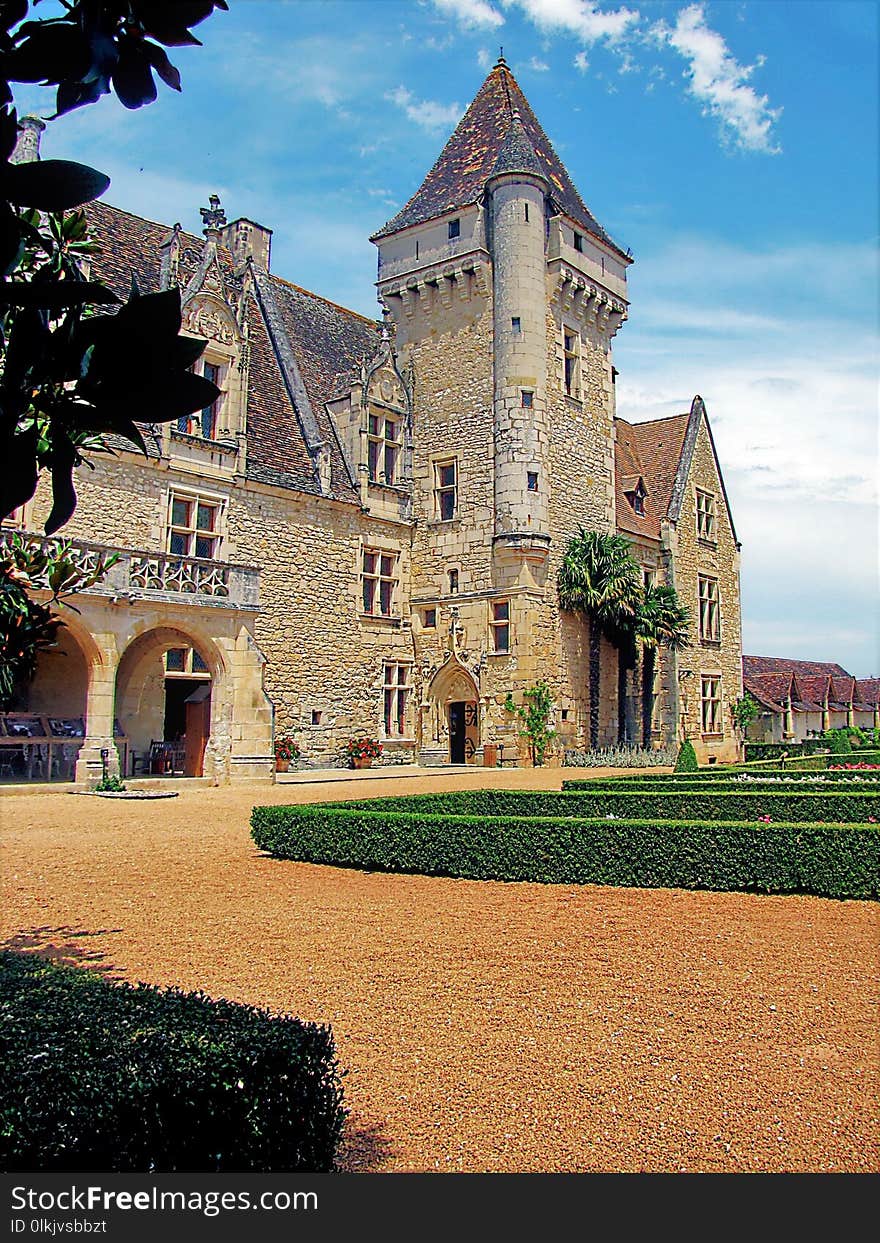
[
  {"x1": 0, "y1": 619, "x2": 95, "y2": 784},
  {"x1": 114, "y1": 625, "x2": 224, "y2": 778},
  {"x1": 422, "y1": 657, "x2": 482, "y2": 765}
]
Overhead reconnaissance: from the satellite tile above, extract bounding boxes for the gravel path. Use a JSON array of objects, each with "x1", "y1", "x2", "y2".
[{"x1": 1, "y1": 771, "x2": 877, "y2": 1173}]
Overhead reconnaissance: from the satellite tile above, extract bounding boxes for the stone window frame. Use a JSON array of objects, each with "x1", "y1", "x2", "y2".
[
  {"x1": 698, "y1": 574, "x2": 721, "y2": 643},
  {"x1": 422, "y1": 607, "x2": 437, "y2": 630},
  {"x1": 176, "y1": 355, "x2": 227, "y2": 441},
  {"x1": 360, "y1": 544, "x2": 400, "y2": 620},
  {"x1": 562, "y1": 325, "x2": 581, "y2": 399},
  {"x1": 573, "y1": 229, "x2": 585, "y2": 253},
  {"x1": 366, "y1": 410, "x2": 402, "y2": 486},
  {"x1": 433, "y1": 456, "x2": 458, "y2": 522},
  {"x1": 521, "y1": 389, "x2": 534, "y2": 409},
  {"x1": 166, "y1": 488, "x2": 225, "y2": 561},
  {"x1": 489, "y1": 599, "x2": 511, "y2": 654},
  {"x1": 700, "y1": 673, "x2": 723, "y2": 736},
  {"x1": 448, "y1": 218, "x2": 461, "y2": 241},
  {"x1": 696, "y1": 488, "x2": 717, "y2": 543},
  {"x1": 382, "y1": 660, "x2": 413, "y2": 739}
]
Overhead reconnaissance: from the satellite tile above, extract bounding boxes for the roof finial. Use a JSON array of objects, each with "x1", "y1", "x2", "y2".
[
  {"x1": 496, "y1": 47, "x2": 506, "y2": 67},
  {"x1": 200, "y1": 193, "x2": 227, "y2": 236}
]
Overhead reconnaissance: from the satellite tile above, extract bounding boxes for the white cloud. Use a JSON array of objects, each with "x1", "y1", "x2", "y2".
[
  {"x1": 652, "y1": 4, "x2": 782, "y2": 154},
  {"x1": 505, "y1": 0, "x2": 640, "y2": 45},
  {"x1": 528, "y1": 56, "x2": 550, "y2": 70},
  {"x1": 431, "y1": 0, "x2": 504, "y2": 28},
  {"x1": 386, "y1": 86, "x2": 463, "y2": 132},
  {"x1": 477, "y1": 46, "x2": 492, "y2": 68},
  {"x1": 574, "y1": 50, "x2": 590, "y2": 72},
  {"x1": 615, "y1": 233, "x2": 879, "y2": 674}
]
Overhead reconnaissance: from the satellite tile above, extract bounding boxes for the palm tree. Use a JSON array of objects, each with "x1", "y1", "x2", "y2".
[
  {"x1": 558, "y1": 529, "x2": 643, "y2": 749},
  {"x1": 634, "y1": 584, "x2": 691, "y2": 748}
]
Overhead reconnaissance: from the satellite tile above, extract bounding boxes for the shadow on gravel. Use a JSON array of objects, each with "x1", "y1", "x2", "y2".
[
  {"x1": 2, "y1": 925, "x2": 123, "y2": 973},
  {"x1": 336, "y1": 1116, "x2": 396, "y2": 1172}
]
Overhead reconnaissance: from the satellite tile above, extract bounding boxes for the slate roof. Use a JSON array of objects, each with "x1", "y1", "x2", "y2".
[
  {"x1": 85, "y1": 201, "x2": 379, "y2": 503},
  {"x1": 614, "y1": 412, "x2": 691, "y2": 540},
  {"x1": 372, "y1": 58, "x2": 626, "y2": 256}
]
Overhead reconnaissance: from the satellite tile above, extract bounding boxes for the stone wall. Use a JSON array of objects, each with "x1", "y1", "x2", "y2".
[{"x1": 668, "y1": 417, "x2": 743, "y2": 763}]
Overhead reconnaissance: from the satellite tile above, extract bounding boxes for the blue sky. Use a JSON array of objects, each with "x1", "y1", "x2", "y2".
[{"x1": 14, "y1": 0, "x2": 880, "y2": 675}]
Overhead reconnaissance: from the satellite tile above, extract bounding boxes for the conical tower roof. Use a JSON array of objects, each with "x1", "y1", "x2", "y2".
[{"x1": 372, "y1": 57, "x2": 625, "y2": 256}]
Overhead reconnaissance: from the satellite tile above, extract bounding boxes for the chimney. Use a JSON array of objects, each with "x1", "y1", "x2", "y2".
[
  {"x1": 11, "y1": 115, "x2": 45, "y2": 164},
  {"x1": 221, "y1": 216, "x2": 273, "y2": 271}
]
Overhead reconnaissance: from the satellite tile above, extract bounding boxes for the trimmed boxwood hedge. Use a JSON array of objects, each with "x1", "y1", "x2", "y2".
[
  {"x1": 340, "y1": 788, "x2": 878, "y2": 823},
  {"x1": 603, "y1": 765, "x2": 880, "y2": 782},
  {"x1": 0, "y1": 951, "x2": 346, "y2": 1173},
  {"x1": 251, "y1": 800, "x2": 880, "y2": 900}
]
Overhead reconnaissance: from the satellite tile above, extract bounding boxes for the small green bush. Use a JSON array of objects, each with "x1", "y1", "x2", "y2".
[
  {"x1": 0, "y1": 952, "x2": 346, "y2": 1173},
  {"x1": 826, "y1": 729, "x2": 853, "y2": 755},
  {"x1": 674, "y1": 739, "x2": 699, "y2": 773},
  {"x1": 251, "y1": 800, "x2": 880, "y2": 900}
]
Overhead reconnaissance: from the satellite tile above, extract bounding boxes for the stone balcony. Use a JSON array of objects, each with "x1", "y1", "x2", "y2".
[{"x1": 2, "y1": 530, "x2": 261, "y2": 611}]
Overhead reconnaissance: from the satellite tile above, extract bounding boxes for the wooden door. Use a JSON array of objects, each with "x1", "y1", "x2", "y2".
[{"x1": 184, "y1": 686, "x2": 211, "y2": 777}]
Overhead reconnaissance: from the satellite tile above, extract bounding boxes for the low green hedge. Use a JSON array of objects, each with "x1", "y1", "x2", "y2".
[
  {"x1": 0, "y1": 951, "x2": 345, "y2": 1173},
  {"x1": 251, "y1": 802, "x2": 880, "y2": 900},
  {"x1": 744, "y1": 741, "x2": 832, "y2": 761},
  {"x1": 561, "y1": 779, "x2": 880, "y2": 799},
  {"x1": 617, "y1": 764, "x2": 880, "y2": 781},
  {"x1": 342, "y1": 788, "x2": 878, "y2": 823}
]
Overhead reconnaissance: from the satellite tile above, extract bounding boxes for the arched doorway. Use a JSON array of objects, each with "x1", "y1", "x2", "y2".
[
  {"x1": 0, "y1": 621, "x2": 93, "y2": 783},
  {"x1": 115, "y1": 626, "x2": 220, "y2": 777},
  {"x1": 424, "y1": 657, "x2": 481, "y2": 765}
]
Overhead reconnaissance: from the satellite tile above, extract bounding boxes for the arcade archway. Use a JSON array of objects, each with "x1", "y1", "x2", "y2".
[{"x1": 115, "y1": 625, "x2": 222, "y2": 777}]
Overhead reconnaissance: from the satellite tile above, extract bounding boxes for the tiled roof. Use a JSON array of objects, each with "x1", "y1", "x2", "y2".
[
  {"x1": 744, "y1": 671, "x2": 793, "y2": 712},
  {"x1": 373, "y1": 59, "x2": 625, "y2": 255},
  {"x1": 614, "y1": 412, "x2": 690, "y2": 541},
  {"x1": 829, "y1": 676, "x2": 857, "y2": 709},
  {"x1": 855, "y1": 678, "x2": 880, "y2": 708},
  {"x1": 794, "y1": 674, "x2": 831, "y2": 705},
  {"x1": 743, "y1": 655, "x2": 851, "y2": 679},
  {"x1": 85, "y1": 200, "x2": 379, "y2": 503}
]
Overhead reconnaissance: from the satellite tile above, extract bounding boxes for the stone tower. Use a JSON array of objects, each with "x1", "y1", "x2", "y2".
[{"x1": 372, "y1": 56, "x2": 632, "y2": 759}]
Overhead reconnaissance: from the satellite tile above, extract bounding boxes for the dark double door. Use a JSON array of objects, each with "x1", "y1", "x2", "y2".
[{"x1": 448, "y1": 700, "x2": 478, "y2": 764}]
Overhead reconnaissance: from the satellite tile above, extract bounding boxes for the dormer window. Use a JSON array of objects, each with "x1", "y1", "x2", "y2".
[
  {"x1": 622, "y1": 475, "x2": 647, "y2": 517},
  {"x1": 448, "y1": 218, "x2": 460, "y2": 240},
  {"x1": 367, "y1": 413, "x2": 401, "y2": 485},
  {"x1": 179, "y1": 359, "x2": 225, "y2": 440}
]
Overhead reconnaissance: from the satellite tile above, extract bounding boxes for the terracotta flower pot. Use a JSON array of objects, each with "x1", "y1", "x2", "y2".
[
  {"x1": 352, "y1": 757, "x2": 371, "y2": 769},
  {"x1": 275, "y1": 758, "x2": 289, "y2": 773}
]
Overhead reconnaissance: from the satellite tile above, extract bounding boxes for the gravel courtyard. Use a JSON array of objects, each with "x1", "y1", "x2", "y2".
[{"x1": 1, "y1": 770, "x2": 877, "y2": 1173}]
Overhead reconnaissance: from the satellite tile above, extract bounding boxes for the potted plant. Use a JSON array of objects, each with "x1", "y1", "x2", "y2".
[
  {"x1": 274, "y1": 735, "x2": 300, "y2": 773},
  {"x1": 345, "y1": 737, "x2": 383, "y2": 769}
]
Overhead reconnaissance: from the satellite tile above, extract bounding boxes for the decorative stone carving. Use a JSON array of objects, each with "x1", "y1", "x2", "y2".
[{"x1": 182, "y1": 294, "x2": 239, "y2": 345}]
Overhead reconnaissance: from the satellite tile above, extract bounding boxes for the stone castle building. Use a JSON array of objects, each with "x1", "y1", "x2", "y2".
[{"x1": 2, "y1": 58, "x2": 742, "y2": 783}]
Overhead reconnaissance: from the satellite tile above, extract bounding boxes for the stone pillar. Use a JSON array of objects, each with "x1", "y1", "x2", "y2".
[
  {"x1": 75, "y1": 660, "x2": 120, "y2": 785},
  {"x1": 782, "y1": 696, "x2": 794, "y2": 740}
]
